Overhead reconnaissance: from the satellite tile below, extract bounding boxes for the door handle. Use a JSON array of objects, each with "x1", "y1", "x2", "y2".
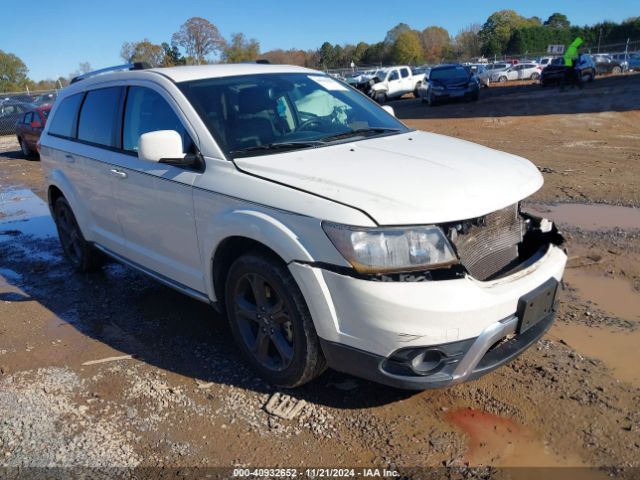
[
  {"x1": 110, "y1": 168, "x2": 128, "y2": 179},
  {"x1": 64, "y1": 154, "x2": 75, "y2": 163}
]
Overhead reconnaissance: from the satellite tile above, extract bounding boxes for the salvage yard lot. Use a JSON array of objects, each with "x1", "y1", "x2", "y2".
[{"x1": 1, "y1": 74, "x2": 639, "y2": 475}]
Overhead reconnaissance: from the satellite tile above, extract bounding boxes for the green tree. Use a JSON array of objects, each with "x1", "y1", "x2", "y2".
[
  {"x1": 0, "y1": 50, "x2": 29, "y2": 92},
  {"x1": 318, "y1": 42, "x2": 336, "y2": 68},
  {"x1": 222, "y1": 33, "x2": 260, "y2": 63},
  {"x1": 420, "y1": 26, "x2": 451, "y2": 63},
  {"x1": 161, "y1": 42, "x2": 185, "y2": 66},
  {"x1": 385, "y1": 23, "x2": 412, "y2": 44},
  {"x1": 544, "y1": 13, "x2": 570, "y2": 29},
  {"x1": 120, "y1": 39, "x2": 165, "y2": 66},
  {"x1": 392, "y1": 30, "x2": 423, "y2": 64},
  {"x1": 479, "y1": 10, "x2": 536, "y2": 55},
  {"x1": 172, "y1": 17, "x2": 225, "y2": 64},
  {"x1": 352, "y1": 42, "x2": 369, "y2": 64}
]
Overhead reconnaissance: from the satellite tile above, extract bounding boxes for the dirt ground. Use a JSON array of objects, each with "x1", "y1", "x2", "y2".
[{"x1": 1, "y1": 74, "x2": 639, "y2": 479}]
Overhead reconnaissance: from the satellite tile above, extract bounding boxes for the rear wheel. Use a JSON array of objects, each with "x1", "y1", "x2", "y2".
[
  {"x1": 19, "y1": 137, "x2": 31, "y2": 157},
  {"x1": 498, "y1": 76, "x2": 507, "y2": 83},
  {"x1": 53, "y1": 197, "x2": 104, "y2": 272},
  {"x1": 225, "y1": 253, "x2": 326, "y2": 387}
]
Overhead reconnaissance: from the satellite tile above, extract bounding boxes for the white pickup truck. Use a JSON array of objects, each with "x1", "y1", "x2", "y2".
[{"x1": 369, "y1": 66, "x2": 425, "y2": 103}]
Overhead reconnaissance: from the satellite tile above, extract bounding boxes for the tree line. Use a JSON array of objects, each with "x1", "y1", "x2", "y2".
[{"x1": 2, "y1": 11, "x2": 640, "y2": 93}]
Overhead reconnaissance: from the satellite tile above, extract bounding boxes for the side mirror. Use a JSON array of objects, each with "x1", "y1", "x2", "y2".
[
  {"x1": 30, "y1": 120, "x2": 42, "y2": 129},
  {"x1": 138, "y1": 130, "x2": 185, "y2": 163},
  {"x1": 381, "y1": 105, "x2": 395, "y2": 117}
]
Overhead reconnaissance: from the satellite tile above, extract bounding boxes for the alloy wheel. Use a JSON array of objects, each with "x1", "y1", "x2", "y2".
[{"x1": 232, "y1": 272, "x2": 294, "y2": 371}]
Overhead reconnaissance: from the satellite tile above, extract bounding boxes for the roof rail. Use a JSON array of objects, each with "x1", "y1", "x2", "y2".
[{"x1": 70, "y1": 62, "x2": 151, "y2": 84}]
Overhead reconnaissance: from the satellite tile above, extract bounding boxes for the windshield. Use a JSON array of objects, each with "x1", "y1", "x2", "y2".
[
  {"x1": 179, "y1": 73, "x2": 407, "y2": 158},
  {"x1": 430, "y1": 66, "x2": 470, "y2": 81}
]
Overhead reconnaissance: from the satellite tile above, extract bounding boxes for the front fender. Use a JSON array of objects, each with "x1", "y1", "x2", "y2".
[{"x1": 199, "y1": 207, "x2": 350, "y2": 302}]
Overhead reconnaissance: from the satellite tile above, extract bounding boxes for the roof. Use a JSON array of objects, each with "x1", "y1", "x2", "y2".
[{"x1": 149, "y1": 63, "x2": 317, "y2": 83}]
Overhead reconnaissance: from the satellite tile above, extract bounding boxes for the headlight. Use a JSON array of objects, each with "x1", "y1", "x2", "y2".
[{"x1": 322, "y1": 222, "x2": 458, "y2": 274}]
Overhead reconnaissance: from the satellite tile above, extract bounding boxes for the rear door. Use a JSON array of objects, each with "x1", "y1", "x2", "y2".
[
  {"x1": 109, "y1": 85, "x2": 204, "y2": 292},
  {"x1": 74, "y1": 86, "x2": 128, "y2": 252}
]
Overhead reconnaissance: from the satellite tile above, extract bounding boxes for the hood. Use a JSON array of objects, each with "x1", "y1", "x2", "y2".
[{"x1": 234, "y1": 131, "x2": 543, "y2": 225}]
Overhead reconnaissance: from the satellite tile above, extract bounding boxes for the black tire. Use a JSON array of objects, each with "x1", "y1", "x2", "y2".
[
  {"x1": 53, "y1": 197, "x2": 104, "y2": 272},
  {"x1": 375, "y1": 91, "x2": 387, "y2": 104},
  {"x1": 19, "y1": 137, "x2": 32, "y2": 158},
  {"x1": 530, "y1": 72, "x2": 540, "y2": 80},
  {"x1": 427, "y1": 91, "x2": 437, "y2": 106},
  {"x1": 413, "y1": 82, "x2": 422, "y2": 98},
  {"x1": 498, "y1": 76, "x2": 507, "y2": 83},
  {"x1": 612, "y1": 66, "x2": 622, "y2": 75},
  {"x1": 225, "y1": 252, "x2": 326, "y2": 387},
  {"x1": 588, "y1": 71, "x2": 595, "y2": 82}
]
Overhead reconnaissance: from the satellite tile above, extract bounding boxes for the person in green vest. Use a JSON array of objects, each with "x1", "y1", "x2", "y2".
[{"x1": 560, "y1": 37, "x2": 584, "y2": 91}]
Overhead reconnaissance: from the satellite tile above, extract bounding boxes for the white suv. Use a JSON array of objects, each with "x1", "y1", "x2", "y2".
[{"x1": 40, "y1": 63, "x2": 566, "y2": 389}]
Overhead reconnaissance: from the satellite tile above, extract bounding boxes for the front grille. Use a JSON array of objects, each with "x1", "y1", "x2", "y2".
[{"x1": 451, "y1": 204, "x2": 523, "y2": 281}]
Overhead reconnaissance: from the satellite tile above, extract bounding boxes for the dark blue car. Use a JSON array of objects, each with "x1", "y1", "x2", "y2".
[{"x1": 424, "y1": 64, "x2": 480, "y2": 106}]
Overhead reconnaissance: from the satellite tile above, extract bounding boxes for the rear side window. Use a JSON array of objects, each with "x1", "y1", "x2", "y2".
[
  {"x1": 77, "y1": 87, "x2": 122, "y2": 147},
  {"x1": 48, "y1": 93, "x2": 83, "y2": 138},
  {"x1": 122, "y1": 86, "x2": 193, "y2": 153}
]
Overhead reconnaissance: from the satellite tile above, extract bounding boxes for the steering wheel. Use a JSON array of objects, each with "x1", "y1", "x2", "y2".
[{"x1": 297, "y1": 117, "x2": 323, "y2": 132}]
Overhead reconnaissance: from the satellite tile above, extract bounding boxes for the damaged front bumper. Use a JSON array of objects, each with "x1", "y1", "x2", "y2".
[{"x1": 289, "y1": 212, "x2": 566, "y2": 389}]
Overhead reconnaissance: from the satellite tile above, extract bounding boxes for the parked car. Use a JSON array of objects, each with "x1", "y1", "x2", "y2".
[
  {"x1": 608, "y1": 52, "x2": 640, "y2": 71},
  {"x1": 592, "y1": 54, "x2": 624, "y2": 75},
  {"x1": 369, "y1": 66, "x2": 426, "y2": 103},
  {"x1": 0, "y1": 100, "x2": 35, "y2": 136},
  {"x1": 477, "y1": 63, "x2": 510, "y2": 87},
  {"x1": 490, "y1": 63, "x2": 542, "y2": 83},
  {"x1": 15, "y1": 105, "x2": 51, "y2": 157},
  {"x1": 40, "y1": 63, "x2": 566, "y2": 390},
  {"x1": 423, "y1": 64, "x2": 479, "y2": 105},
  {"x1": 33, "y1": 92, "x2": 57, "y2": 106},
  {"x1": 537, "y1": 56, "x2": 556, "y2": 67},
  {"x1": 540, "y1": 54, "x2": 596, "y2": 87}
]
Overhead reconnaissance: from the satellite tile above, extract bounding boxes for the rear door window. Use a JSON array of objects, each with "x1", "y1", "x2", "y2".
[
  {"x1": 48, "y1": 93, "x2": 84, "y2": 138},
  {"x1": 77, "y1": 87, "x2": 122, "y2": 147}
]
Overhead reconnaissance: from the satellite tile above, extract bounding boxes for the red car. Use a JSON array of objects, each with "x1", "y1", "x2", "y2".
[{"x1": 16, "y1": 105, "x2": 51, "y2": 158}]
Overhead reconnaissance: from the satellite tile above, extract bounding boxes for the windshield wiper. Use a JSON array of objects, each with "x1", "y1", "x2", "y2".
[
  {"x1": 230, "y1": 141, "x2": 324, "y2": 156},
  {"x1": 319, "y1": 127, "x2": 402, "y2": 143}
]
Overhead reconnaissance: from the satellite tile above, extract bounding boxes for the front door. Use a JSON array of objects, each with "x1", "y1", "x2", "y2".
[{"x1": 110, "y1": 85, "x2": 205, "y2": 292}]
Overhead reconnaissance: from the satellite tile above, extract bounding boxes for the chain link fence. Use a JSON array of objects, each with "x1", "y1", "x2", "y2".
[{"x1": 0, "y1": 89, "x2": 58, "y2": 136}]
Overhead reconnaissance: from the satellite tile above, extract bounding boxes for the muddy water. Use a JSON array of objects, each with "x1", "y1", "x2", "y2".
[
  {"x1": 444, "y1": 409, "x2": 608, "y2": 475},
  {"x1": 551, "y1": 323, "x2": 640, "y2": 387},
  {"x1": 524, "y1": 203, "x2": 640, "y2": 231},
  {"x1": 553, "y1": 269, "x2": 640, "y2": 387},
  {"x1": 564, "y1": 269, "x2": 640, "y2": 322}
]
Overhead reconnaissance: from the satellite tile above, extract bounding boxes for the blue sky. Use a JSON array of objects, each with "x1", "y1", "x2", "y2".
[{"x1": 2, "y1": 0, "x2": 637, "y2": 81}]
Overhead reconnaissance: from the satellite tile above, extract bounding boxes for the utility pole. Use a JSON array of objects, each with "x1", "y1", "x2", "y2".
[{"x1": 597, "y1": 27, "x2": 603, "y2": 53}]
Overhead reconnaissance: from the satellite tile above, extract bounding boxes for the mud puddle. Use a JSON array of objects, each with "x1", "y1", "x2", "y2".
[
  {"x1": 524, "y1": 203, "x2": 640, "y2": 231},
  {"x1": 0, "y1": 188, "x2": 55, "y2": 238},
  {"x1": 551, "y1": 323, "x2": 640, "y2": 387},
  {"x1": 445, "y1": 409, "x2": 606, "y2": 474},
  {"x1": 553, "y1": 270, "x2": 640, "y2": 386},
  {"x1": 564, "y1": 269, "x2": 640, "y2": 322}
]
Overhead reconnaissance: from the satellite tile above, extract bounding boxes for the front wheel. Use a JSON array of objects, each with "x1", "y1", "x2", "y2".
[
  {"x1": 225, "y1": 253, "x2": 326, "y2": 387},
  {"x1": 375, "y1": 91, "x2": 387, "y2": 104},
  {"x1": 53, "y1": 197, "x2": 104, "y2": 272},
  {"x1": 498, "y1": 76, "x2": 507, "y2": 83},
  {"x1": 612, "y1": 66, "x2": 622, "y2": 75},
  {"x1": 530, "y1": 72, "x2": 540, "y2": 80}
]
